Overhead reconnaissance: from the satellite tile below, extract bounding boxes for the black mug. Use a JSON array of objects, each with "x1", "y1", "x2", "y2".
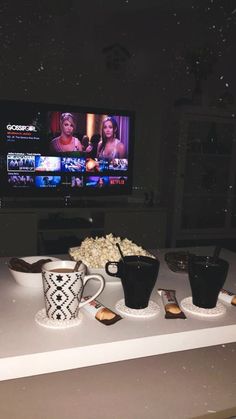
[
  {"x1": 188, "y1": 255, "x2": 229, "y2": 309},
  {"x1": 105, "y1": 255, "x2": 160, "y2": 309}
]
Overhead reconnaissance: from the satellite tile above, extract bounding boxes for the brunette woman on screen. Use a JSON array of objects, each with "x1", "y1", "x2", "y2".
[
  {"x1": 97, "y1": 117, "x2": 125, "y2": 159},
  {"x1": 50, "y1": 113, "x2": 82, "y2": 153}
]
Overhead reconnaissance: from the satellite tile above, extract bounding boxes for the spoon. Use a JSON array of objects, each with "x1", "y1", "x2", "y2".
[
  {"x1": 116, "y1": 243, "x2": 125, "y2": 263},
  {"x1": 73, "y1": 260, "x2": 82, "y2": 272},
  {"x1": 212, "y1": 246, "x2": 221, "y2": 263}
]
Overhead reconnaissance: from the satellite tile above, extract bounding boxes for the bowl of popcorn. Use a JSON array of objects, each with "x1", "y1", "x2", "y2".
[
  {"x1": 8, "y1": 256, "x2": 61, "y2": 289},
  {"x1": 69, "y1": 234, "x2": 155, "y2": 283}
]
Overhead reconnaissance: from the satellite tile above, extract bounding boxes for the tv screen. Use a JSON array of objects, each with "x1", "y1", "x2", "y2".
[{"x1": 0, "y1": 100, "x2": 134, "y2": 203}]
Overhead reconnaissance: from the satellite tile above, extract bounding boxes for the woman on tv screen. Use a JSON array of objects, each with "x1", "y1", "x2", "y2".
[
  {"x1": 50, "y1": 113, "x2": 82, "y2": 153},
  {"x1": 97, "y1": 116, "x2": 125, "y2": 159}
]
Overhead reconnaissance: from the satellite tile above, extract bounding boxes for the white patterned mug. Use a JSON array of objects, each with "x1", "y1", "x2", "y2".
[{"x1": 42, "y1": 260, "x2": 105, "y2": 321}]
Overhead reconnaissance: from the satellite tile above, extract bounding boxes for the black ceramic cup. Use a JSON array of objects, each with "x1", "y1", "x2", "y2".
[
  {"x1": 105, "y1": 255, "x2": 160, "y2": 309},
  {"x1": 188, "y1": 255, "x2": 229, "y2": 309}
]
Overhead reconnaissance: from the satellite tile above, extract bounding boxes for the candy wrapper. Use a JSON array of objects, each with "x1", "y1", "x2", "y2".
[
  {"x1": 158, "y1": 288, "x2": 186, "y2": 319},
  {"x1": 218, "y1": 289, "x2": 236, "y2": 306},
  {"x1": 81, "y1": 296, "x2": 122, "y2": 325}
]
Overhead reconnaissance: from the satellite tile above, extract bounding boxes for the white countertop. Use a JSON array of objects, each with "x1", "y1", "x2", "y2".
[{"x1": 1, "y1": 247, "x2": 236, "y2": 381}]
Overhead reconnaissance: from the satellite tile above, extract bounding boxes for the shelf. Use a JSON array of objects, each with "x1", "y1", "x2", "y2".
[
  {"x1": 38, "y1": 229, "x2": 104, "y2": 254},
  {"x1": 182, "y1": 193, "x2": 228, "y2": 198},
  {"x1": 0, "y1": 205, "x2": 167, "y2": 256},
  {"x1": 186, "y1": 152, "x2": 231, "y2": 158},
  {"x1": 38, "y1": 217, "x2": 96, "y2": 231},
  {"x1": 164, "y1": 106, "x2": 236, "y2": 247},
  {"x1": 38, "y1": 210, "x2": 105, "y2": 231},
  {"x1": 39, "y1": 227, "x2": 102, "y2": 233}
]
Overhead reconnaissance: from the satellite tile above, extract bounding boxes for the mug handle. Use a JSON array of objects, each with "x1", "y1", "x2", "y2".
[
  {"x1": 79, "y1": 274, "x2": 105, "y2": 309},
  {"x1": 105, "y1": 261, "x2": 119, "y2": 277}
]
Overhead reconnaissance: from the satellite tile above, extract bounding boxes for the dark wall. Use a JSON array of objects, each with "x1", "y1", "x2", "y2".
[{"x1": 0, "y1": 0, "x2": 235, "y2": 201}]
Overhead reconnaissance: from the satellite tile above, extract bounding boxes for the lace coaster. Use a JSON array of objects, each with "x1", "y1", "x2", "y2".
[
  {"x1": 180, "y1": 297, "x2": 226, "y2": 318},
  {"x1": 115, "y1": 299, "x2": 160, "y2": 318},
  {"x1": 35, "y1": 308, "x2": 83, "y2": 329}
]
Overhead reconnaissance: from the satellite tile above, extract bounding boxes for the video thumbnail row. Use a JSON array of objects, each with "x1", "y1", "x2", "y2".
[
  {"x1": 8, "y1": 173, "x2": 128, "y2": 189},
  {"x1": 7, "y1": 153, "x2": 128, "y2": 173}
]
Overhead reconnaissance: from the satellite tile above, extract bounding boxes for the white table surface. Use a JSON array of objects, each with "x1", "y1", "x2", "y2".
[
  {"x1": 1, "y1": 343, "x2": 236, "y2": 419},
  {"x1": 1, "y1": 247, "x2": 236, "y2": 382}
]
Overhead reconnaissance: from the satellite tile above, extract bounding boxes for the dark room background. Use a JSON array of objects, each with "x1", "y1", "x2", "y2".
[{"x1": 0, "y1": 0, "x2": 236, "y2": 251}]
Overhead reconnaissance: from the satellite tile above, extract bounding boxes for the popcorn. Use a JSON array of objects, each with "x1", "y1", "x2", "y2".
[{"x1": 69, "y1": 234, "x2": 155, "y2": 268}]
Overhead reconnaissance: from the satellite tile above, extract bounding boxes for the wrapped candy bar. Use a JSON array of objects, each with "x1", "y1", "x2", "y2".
[
  {"x1": 158, "y1": 288, "x2": 186, "y2": 319},
  {"x1": 81, "y1": 296, "x2": 122, "y2": 325},
  {"x1": 218, "y1": 289, "x2": 236, "y2": 306}
]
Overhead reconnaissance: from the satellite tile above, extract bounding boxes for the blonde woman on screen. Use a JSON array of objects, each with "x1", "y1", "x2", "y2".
[{"x1": 50, "y1": 113, "x2": 82, "y2": 152}]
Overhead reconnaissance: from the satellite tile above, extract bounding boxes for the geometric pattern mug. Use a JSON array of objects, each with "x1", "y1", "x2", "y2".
[{"x1": 42, "y1": 260, "x2": 105, "y2": 321}]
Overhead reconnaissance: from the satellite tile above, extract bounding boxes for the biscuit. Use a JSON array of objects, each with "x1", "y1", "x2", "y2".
[
  {"x1": 158, "y1": 288, "x2": 187, "y2": 319},
  {"x1": 96, "y1": 308, "x2": 116, "y2": 321},
  {"x1": 232, "y1": 296, "x2": 236, "y2": 306},
  {"x1": 166, "y1": 303, "x2": 181, "y2": 315},
  {"x1": 82, "y1": 296, "x2": 122, "y2": 325}
]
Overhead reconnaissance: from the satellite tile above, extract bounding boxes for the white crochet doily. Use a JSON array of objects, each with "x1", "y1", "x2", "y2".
[
  {"x1": 180, "y1": 297, "x2": 226, "y2": 318},
  {"x1": 35, "y1": 308, "x2": 83, "y2": 329},
  {"x1": 115, "y1": 299, "x2": 160, "y2": 318}
]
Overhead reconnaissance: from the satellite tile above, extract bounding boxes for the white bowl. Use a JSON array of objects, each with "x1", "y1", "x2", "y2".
[
  {"x1": 68, "y1": 250, "x2": 121, "y2": 283},
  {"x1": 88, "y1": 267, "x2": 121, "y2": 284},
  {"x1": 8, "y1": 256, "x2": 61, "y2": 288}
]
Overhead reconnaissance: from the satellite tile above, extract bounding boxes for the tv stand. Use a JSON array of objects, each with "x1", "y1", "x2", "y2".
[
  {"x1": 0, "y1": 204, "x2": 166, "y2": 256},
  {"x1": 0, "y1": 195, "x2": 130, "y2": 209}
]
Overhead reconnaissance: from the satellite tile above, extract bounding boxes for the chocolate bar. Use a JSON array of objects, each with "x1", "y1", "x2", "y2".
[
  {"x1": 218, "y1": 289, "x2": 236, "y2": 306},
  {"x1": 81, "y1": 296, "x2": 122, "y2": 325},
  {"x1": 158, "y1": 288, "x2": 186, "y2": 319},
  {"x1": 8, "y1": 257, "x2": 32, "y2": 272},
  {"x1": 8, "y1": 257, "x2": 52, "y2": 273}
]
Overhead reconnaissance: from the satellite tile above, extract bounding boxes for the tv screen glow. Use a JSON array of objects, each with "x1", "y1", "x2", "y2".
[{"x1": 0, "y1": 100, "x2": 135, "y2": 200}]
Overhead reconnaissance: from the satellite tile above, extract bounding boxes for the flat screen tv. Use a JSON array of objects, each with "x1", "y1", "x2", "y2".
[{"x1": 0, "y1": 100, "x2": 135, "y2": 205}]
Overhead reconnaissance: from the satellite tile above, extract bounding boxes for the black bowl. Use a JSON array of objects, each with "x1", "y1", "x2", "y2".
[{"x1": 165, "y1": 251, "x2": 191, "y2": 273}]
